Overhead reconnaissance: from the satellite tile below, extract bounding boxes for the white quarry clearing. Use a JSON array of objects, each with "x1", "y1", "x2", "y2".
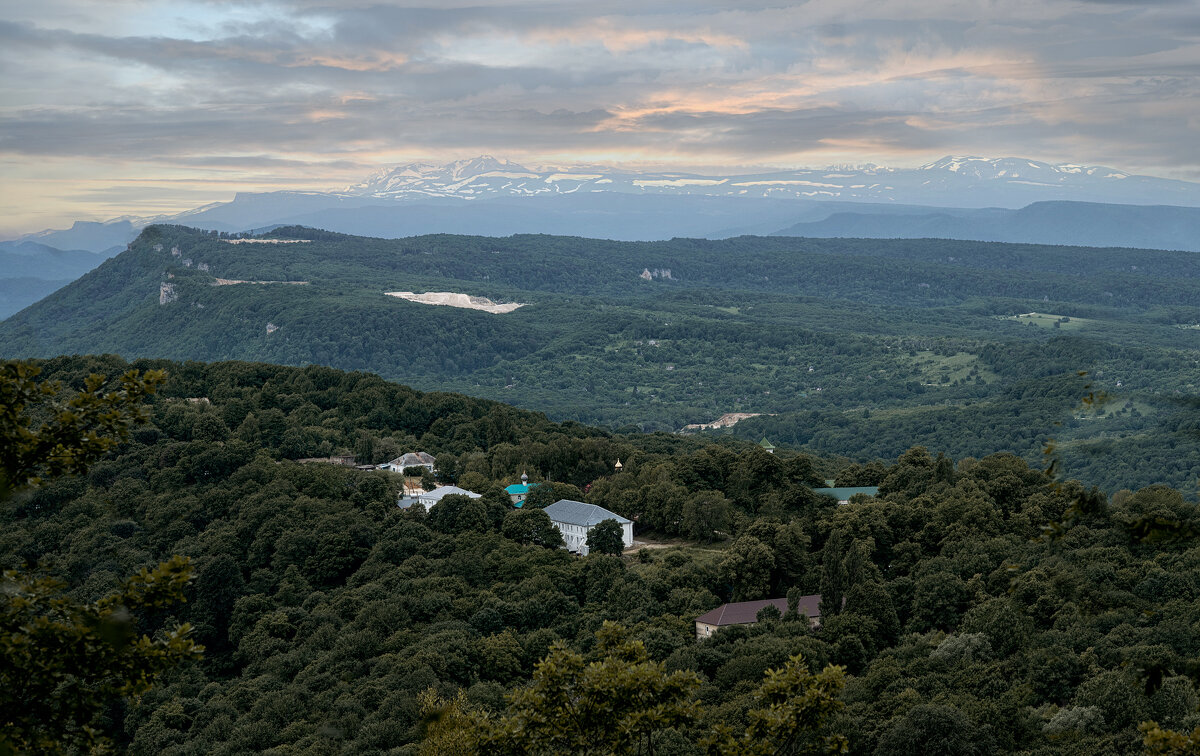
[
  {"x1": 385, "y1": 291, "x2": 526, "y2": 313},
  {"x1": 213, "y1": 279, "x2": 309, "y2": 286},
  {"x1": 680, "y1": 412, "x2": 765, "y2": 433}
]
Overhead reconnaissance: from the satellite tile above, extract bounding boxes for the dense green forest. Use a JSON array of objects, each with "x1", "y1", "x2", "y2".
[
  {"x1": 1, "y1": 225, "x2": 1198, "y2": 491},
  {"x1": 3, "y1": 356, "x2": 1199, "y2": 754}
]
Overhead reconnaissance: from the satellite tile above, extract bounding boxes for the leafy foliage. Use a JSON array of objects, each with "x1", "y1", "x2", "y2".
[
  {"x1": 0, "y1": 557, "x2": 202, "y2": 754},
  {"x1": 422, "y1": 623, "x2": 848, "y2": 756},
  {"x1": 477, "y1": 621, "x2": 701, "y2": 755},
  {"x1": 0, "y1": 360, "x2": 165, "y2": 500},
  {"x1": 1140, "y1": 721, "x2": 1200, "y2": 755},
  {"x1": 0, "y1": 361, "x2": 194, "y2": 754},
  {"x1": 1, "y1": 355, "x2": 1198, "y2": 754},
  {"x1": 702, "y1": 654, "x2": 847, "y2": 755},
  {"x1": 588, "y1": 518, "x2": 626, "y2": 556}
]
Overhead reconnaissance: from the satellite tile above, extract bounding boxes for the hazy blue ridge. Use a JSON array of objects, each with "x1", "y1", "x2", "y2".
[{"x1": 771, "y1": 201, "x2": 1200, "y2": 252}]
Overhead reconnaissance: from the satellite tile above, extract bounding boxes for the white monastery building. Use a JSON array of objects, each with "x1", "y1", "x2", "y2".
[
  {"x1": 543, "y1": 499, "x2": 633, "y2": 556},
  {"x1": 398, "y1": 485, "x2": 480, "y2": 511}
]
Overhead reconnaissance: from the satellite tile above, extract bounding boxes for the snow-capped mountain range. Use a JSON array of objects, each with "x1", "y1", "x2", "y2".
[
  {"x1": 9, "y1": 154, "x2": 1200, "y2": 257},
  {"x1": 338, "y1": 155, "x2": 1197, "y2": 207}
]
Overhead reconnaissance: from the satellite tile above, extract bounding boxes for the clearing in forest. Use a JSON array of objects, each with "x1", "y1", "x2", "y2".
[
  {"x1": 680, "y1": 412, "x2": 764, "y2": 432},
  {"x1": 385, "y1": 291, "x2": 526, "y2": 313},
  {"x1": 1001, "y1": 312, "x2": 1096, "y2": 331},
  {"x1": 212, "y1": 279, "x2": 309, "y2": 285}
]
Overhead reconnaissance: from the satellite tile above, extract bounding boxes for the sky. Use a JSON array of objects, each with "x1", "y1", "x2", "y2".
[{"x1": 1, "y1": 0, "x2": 1199, "y2": 236}]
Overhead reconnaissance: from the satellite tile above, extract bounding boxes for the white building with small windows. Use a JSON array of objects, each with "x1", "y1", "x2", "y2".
[
  {"x1": 398, "y1": 485, "x2": 480, "y2": 511},
  {"x1": 380, "y1": 451, "x2": 436, "y2": 474},
  {"x1": 543, "y1": 499, "x2": 633, "y2": 556}
]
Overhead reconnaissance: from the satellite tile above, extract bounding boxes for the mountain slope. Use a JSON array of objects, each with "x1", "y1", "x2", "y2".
[{"x1": 2, "y1": 224, "x2": 1199, "y2": 491}]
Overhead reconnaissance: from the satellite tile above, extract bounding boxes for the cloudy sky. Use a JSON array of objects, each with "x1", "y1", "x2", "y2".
[{"x1": 2, "y1": 0, "x2": 1198, "y2": 235}]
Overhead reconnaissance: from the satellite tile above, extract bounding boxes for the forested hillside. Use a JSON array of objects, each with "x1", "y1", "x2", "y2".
[
  {"x1": 1, "y1": 225, "x2": 1198, "y2": 491},
  {"x1": 3, "y1": 357, "x2": 1198, "y2": 754}
]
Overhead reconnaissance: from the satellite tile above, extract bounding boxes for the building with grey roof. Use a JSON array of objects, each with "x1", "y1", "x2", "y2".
[
  {"x1": 381, "y1": 451, "x2": 436, "y2": 474},
  {"x1": 543, "y1": 499, "x2": 633, "y2": 556}
]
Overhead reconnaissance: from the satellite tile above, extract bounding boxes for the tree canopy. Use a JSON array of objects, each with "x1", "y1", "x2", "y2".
[
  {"x1": 587, "y1": 518, "x2": 626, "y2": 556},
  {"x1": 0, "y1": 359, "x2": 195, "y2": 754},
  {"x1": 1, "y1": 355, "x2": 1197, "y2": 754}
]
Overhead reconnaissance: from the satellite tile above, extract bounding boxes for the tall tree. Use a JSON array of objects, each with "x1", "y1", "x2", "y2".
[
  {"x1": 720, "y1": 536, "x2": 776, "y2": 601},
  {"x1": 703, "y1": 655, "x2": 848, "y2": 755},
  {"x1": 428, "y1": 493, "x2": 490, "y2": 534},
  {"x1": 587, "y1": 518, "x2": 626, "y2": 556},
  {"x1": 681, "y1": 490, "x2": 730, "y2": 543},
  {"x1": 819, "y1": 530, "x2": 847, "y2": 618},
  {"x1": 502, "y1": 508, "x2": 564, "y2": 548}
]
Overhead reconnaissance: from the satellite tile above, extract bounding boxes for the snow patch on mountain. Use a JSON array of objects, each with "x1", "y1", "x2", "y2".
[{"x1": 331, "y1": 155, "x2": 1199, "y2": 209}]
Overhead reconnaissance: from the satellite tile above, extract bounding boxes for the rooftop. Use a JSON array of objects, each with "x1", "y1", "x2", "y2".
[
  {"x1": 695, "y1": 595, "x2": 821, "y2": 626},
  {"x1": 387, "y1": 451, "x2": 436, "y2": 467},
  {"x1": 543, "y1": 499, "x2": 631, "y2": 527},
  {"x1": 504, "y1": 482, "x2": 539, "y2": 495},
  {"x1": 419, "y1": 485, "x2": 482, "y2": 501}
]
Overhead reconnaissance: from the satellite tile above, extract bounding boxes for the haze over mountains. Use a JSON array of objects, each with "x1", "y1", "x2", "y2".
[
  {"x1": 4, "y1": 155, "x2": 1200, "y2": 320},
  {"x1": 0, "y1": 241, "x2": 109, "y2": 319},
  {"x1": 14, "y1": 155, "x2": 1200, "y2": 244},
  {"x1": 771, "y1": 201, "x2": 1200, "y2": 252}
]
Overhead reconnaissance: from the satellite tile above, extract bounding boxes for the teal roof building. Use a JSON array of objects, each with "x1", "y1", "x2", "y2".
[{"x1": 505, "y1": 472, "x2": 539, "y2": 507}]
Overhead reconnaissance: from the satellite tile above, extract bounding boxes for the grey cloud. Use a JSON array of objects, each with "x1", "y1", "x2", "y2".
[
  {"x1": 1, "y1": 0, "x2": 1198, "y2": 225},
  {"x1": 623, "y1": 106, "x2": 945, "y2": 155}
]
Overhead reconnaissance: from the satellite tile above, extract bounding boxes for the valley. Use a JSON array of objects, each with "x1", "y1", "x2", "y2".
[{"x1": 1, "y1": 224, "x2": 1197, "y2": 493}]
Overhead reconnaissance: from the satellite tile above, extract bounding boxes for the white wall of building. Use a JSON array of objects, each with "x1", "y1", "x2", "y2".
[{"x1": 551, "y1": 519, "x2": 634, "y2": 556}]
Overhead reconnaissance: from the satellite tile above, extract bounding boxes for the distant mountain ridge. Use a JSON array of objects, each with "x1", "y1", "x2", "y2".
[
  {"x1": 19, "y1": 219, "x2": 137, "y2": 255},
  {"x1": 0, "y1": 240, "x2": 108, "y2": 319},
  {"x1": 339, "y1": 155, "x2": 1200, "y2": 208},
  {"x1": 4, "y1": 154, "x2": 1200, "y2": 321},
  {"x1": 16, "y1": 154, "x2": 1200, "y2": 244},
  {"x1": 771, "y1": 201, "x2": 1200, "y2": 252}
]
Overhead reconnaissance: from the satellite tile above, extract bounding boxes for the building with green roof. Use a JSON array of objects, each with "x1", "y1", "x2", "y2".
[{"x1": 504, "y1": 471, "x2": 539, "y2": 507}]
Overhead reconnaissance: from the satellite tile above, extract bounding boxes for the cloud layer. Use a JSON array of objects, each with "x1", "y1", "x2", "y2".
[{"x1": 2, "y1": 0, "x2": 1198, "y2": 233}]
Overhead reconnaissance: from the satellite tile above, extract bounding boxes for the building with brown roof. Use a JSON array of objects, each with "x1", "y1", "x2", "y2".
[{"x1": 694, "y1": 594, "x2": 822, "y2": 639}]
